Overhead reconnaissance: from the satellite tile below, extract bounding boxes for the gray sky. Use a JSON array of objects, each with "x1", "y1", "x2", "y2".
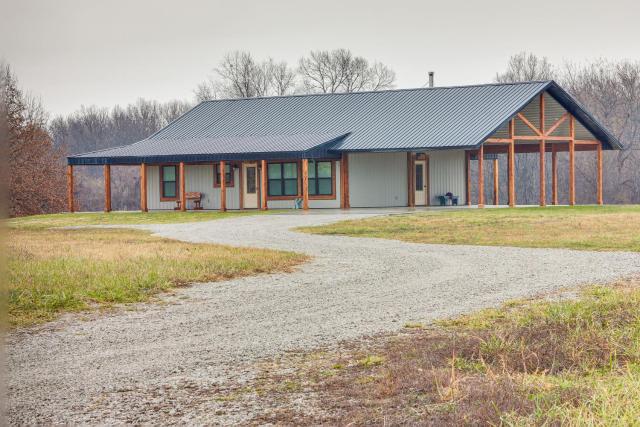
[{"x1": 1, "y1": 0, "x2": 639, "y2": 117}]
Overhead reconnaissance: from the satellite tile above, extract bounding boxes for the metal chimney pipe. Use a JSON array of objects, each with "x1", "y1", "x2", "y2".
[{"x1": 428, "y1": 71, "x2": 434, "y2": 88}]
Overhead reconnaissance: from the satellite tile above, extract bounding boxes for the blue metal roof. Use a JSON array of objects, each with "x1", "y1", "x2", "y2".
[{"x1": 68, "y1": 81, "x2": 621, "y2": 165}]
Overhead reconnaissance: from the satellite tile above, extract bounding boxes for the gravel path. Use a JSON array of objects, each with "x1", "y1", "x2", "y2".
[{"x1": 8, "y1": 210, "x2": 640, "y2": 424}]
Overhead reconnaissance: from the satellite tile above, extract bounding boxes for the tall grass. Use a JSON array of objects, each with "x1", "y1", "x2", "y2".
[{"x1": 7, "y1": 227, "x2": 306, "y2": 327}]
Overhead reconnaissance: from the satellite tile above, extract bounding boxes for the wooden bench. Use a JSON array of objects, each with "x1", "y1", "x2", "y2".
[{"x1": 175, "y1": 192, "x2": 203, "y2": 210}]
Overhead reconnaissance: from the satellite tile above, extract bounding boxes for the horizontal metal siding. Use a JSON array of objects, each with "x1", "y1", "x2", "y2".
[
  {"x1": 349, "y1": 152, "x2": 407, "y2": 208},
  {"x1": 427, "y1": 150, "x2": 466, "y2": 205},
  {"x1": 147, "y1": 165, "x2": 240, "y2": 210}
]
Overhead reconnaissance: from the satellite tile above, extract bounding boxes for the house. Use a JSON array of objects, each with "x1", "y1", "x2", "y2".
[{"x1": 67, "y1": 80, "x2": 621, "y2": 211}]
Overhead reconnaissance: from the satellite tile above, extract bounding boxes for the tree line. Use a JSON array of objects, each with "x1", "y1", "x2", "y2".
[{"x1": 2, "y1": 50, "x2": 639, "y2": 216}]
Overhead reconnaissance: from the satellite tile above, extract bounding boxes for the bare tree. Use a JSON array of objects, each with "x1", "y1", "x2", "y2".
[
  {"x1": 298, "y1": 48, "x2": 396, "y2": 93},
  {"x1": 1, "y1": 62, "x2": 67, "y2": 216},
  {"x1": 268, "y1": 59, "x2": 297, "y2": 96},
  {"x1": 495, "y1": 52, "x2": 556, "y2": 83}
]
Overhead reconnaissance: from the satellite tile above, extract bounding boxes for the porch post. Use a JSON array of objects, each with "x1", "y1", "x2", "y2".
[
  {"x1": 477, "y1": 145, "x2": 484, "y2": 208},
  {"x1": 465, "y1": 151, "x2": 471, "y2": 206},
  {"x1": 569, "y1": 116, "x2": 576, "y2": 206},
  {"x1": 179, "y1": 161, "x2": 186, "y2": 212},
  {"x1": 492, "y1": 158, "x2": 499, "y2": 205},
  {"x1": 551, "y1": 145, "x2": 558, "y2": 205},
  {"x1": 407, "y1": 152, "x2": 415, "y2": 207},
  {"x1": 597, "y1": 142, "x2": 603, "y2": 205},
  {"x1": 66, "y1": 164, "x2": 74, "y2": 213},
  {"x1": 140, "y1": 163, "x2": 148, "y2": 212},
  {"x1": 539, "y1": 92, "x2": 546, "y2": 207},
  {"x1": 340, "y1": 153, "x2": 350, "y2": 209},
  {"x1": 219, "y1": 160, "x2": 227, "y2": 212},
  {"x1": 508, "y1": 119, "x2": 516, "y2": 208},
  {"x1": 302, "y1": 158, "x2": 309, "y2": 210},
  {"x1": 260, "y1": 160, "x2": 268, "y2": 210},
  {"x1": 104, "y1": 164, "x2": 111, "y2": 212}
]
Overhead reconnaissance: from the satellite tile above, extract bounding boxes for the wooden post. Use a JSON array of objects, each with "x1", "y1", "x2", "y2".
[
  {"x1": 508, "y1": 119, "x2": 516, "y2": 208},
  {"x1": 340, "y1": 153, "x2": 350, "y2": 209},
  {"x1": 539, "y1": 93, "x2": 546, "y2": 207},
  {"x1": 597, "y1": 142, "x2": 603, "y2": 205},
  {"x1": 465, "y1": 151, "x2": 471, "y2": 206},
  {"x1": 104, "y1": 164, "x2": 112, "y2": 212},
  {"x1": 179, "y1": 161, "x2": 186, "y2": 212},
  {"x1": 569, "y1": 116, "x2": 576, "y2": 206},
  {"x1": 140, "y1": 163, "x2": 148, "y2": 212},
  {"x1": 551, "y1": 145, "x2": 558, "y2": 205},
  {"x1": 478, "y1": 145, "x2": 484, "y2": 208},
  {"x1": 492, "y1": 158, "x2": 499, "y2": 205},
  {"x1": 260, "y1": 160, "x2": 268, "y2": 210},
  {"x1": 302, "y1": 159, "x2": 309, "y2": 210},
  {"x1": 539, "y1": 140, "x2": 546, "y2": 207},
  {"x1": 407, "y1": 152, "x2": 415, "y2": 207},
  {"x1": 219, "y1": 160, "x2": 227, "y2": 212},
  {"x1": 66, "y1": 164, "x2": 75, "y2": 213}
]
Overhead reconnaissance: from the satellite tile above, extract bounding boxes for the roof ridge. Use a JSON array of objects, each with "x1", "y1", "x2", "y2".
[{"x1": 198, "y1": 80, "x2": 554, "y2": 105}]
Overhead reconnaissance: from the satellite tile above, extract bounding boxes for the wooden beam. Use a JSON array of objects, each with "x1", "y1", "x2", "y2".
[
  {"x1": 551, "y1": 145, "x2": 558, "y2": 205},
  {"x1": 485, "y1": 138, "x2": 514, "y2": 144},
  {"x1": 575, "y1": 139, "x2": 600, "y2": 145},
  {"x1": 569, "y1": 116, "x2": 576, "y2": 206},
  {"x1": 66, "y1": 165, "x2": 74, "y2": 213},
  {"x1": 238, "y1": 161, "x2": 244, "y2": 210},
  {"x1": 179, "y1": 161, "x2": 186, "y2": 212},
  {"x1": 492, "y1": 158, "x2": 499, "y2": 205},
  {"x1": 140, "y1": 163, "x2": 148, "y2": 212},
  {"x1": 478, "y1": 145, "x2": 484, "y2": 208},
  {"x1": 104, "y1": 164, "x2": 112, "y2": 212},
  {"x1": 465, "y1": 151, "x2": 471, "y2": 206},
  {"x1": 407, "y1": 153, "x2": 415, "y2": 207},
  {"x1": 517, "y1": 112, "x2": 542, "y2": 136},
  {"x1": 539, "y1": 93, "x2": 546, "y2": 207},
  {"x1": 597, "y1": 142, "x2": 603, "y2": 205},
  {"x1": 545, "y1": 112, "x2": 569, "y2": 136},
  {"x1": 260, "y1": 160, "x2": 268, "y2": 210},
  {"x1": 302, "y1": 159, "x2": 309, "y2": 210},
  {"x1": 219, "y1": 160, "x2": 226, "y2": 212},
  {"x1": 340, "y1": 153, "x2": 350, "y2": 209},
  {"x1": 508, "y1": 119, "x2": 516, "y2": 207}
]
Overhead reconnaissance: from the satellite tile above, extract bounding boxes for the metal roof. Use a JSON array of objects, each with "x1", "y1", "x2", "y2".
[
  {"x1": 69, "y1": 133, "x2": 347, "y2": 165},
  {"x1": 68, "y1": 81, "x2": 621, "y2": 165}
]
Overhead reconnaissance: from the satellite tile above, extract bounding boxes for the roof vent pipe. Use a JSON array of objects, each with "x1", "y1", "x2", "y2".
[{"x1": 428, "y1": 71, "x2": 435, "y2": 88}]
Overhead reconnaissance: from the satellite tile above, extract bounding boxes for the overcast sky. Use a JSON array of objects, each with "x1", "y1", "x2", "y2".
[{"x1": 1, "y1": 0, "x2": 639, "y2": 117}]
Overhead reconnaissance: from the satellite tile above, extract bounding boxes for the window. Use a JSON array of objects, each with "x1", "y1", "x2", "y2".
[
  {"x1": 214, "y1": 163, "x2": 234, "y2": 187},
  {"x1": 309, "y1": 160, "x2": 333, "y2": 196},
  {"x1": 160, "y1": 165, "x2": 178, "y2": 200},
  {"x1": 246, "y1": 166, "x2": 257, "y2": 194},
  {"x1": 415, "y1": 163, "x2": 424, "y2": 191},
  {"x1": 268, "y1": 162, "x2": 298, "y2": 197}
]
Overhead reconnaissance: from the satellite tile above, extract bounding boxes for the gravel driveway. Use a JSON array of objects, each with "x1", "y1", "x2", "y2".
[{"x1": 8, "y1": 210, "x2": 640, "y2": 424}]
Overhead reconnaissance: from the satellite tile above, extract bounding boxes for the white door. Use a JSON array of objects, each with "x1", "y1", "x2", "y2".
[
  {"x1": 414, "y1": 160, "x2": 427, "y2": 206},
  {"x1": 243, "y1": 163, "x2": 259, "y2": 209}
]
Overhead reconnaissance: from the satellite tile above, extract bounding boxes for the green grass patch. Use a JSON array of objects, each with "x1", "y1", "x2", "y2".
[
  {"x1": 299, "y1": 205, "x2": 640, "y2": 252},
  {"x1": 7, "y1": 210, "x2": 266, "y2": 230},
  {"x1": 7, "y1": 226, "x2": 307, "y2": 327}
]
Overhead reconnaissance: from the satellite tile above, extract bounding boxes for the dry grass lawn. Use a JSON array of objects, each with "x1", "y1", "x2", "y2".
[
  {"x1": 299, "y1": 205, "x2": 640, "y2": 252},
  {"x1": 213, "y1": 279, "x2": 640, "y2": 425},
  {"x1": 6, "y1": 213, "x2": 306, "y2": 327}
]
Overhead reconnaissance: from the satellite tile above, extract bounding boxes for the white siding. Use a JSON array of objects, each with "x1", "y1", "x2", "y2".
[
  {"x1": 348, "y1": 152, "x2": 408, "y2": 207},
  {"x1": 147, "y1": 164, "x2": 240, "y2": 210},
  {"x1": 427, "y1": 150, "x2": 466, "y2": 205}
]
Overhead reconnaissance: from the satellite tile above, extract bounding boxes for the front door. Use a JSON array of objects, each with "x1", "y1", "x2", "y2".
[
  {"x1": 414, "y1": 160, "x2": 427, "y2": 206},
  {"x1": 243, "y1": 162, "x2": 259, "y2": 209}
]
